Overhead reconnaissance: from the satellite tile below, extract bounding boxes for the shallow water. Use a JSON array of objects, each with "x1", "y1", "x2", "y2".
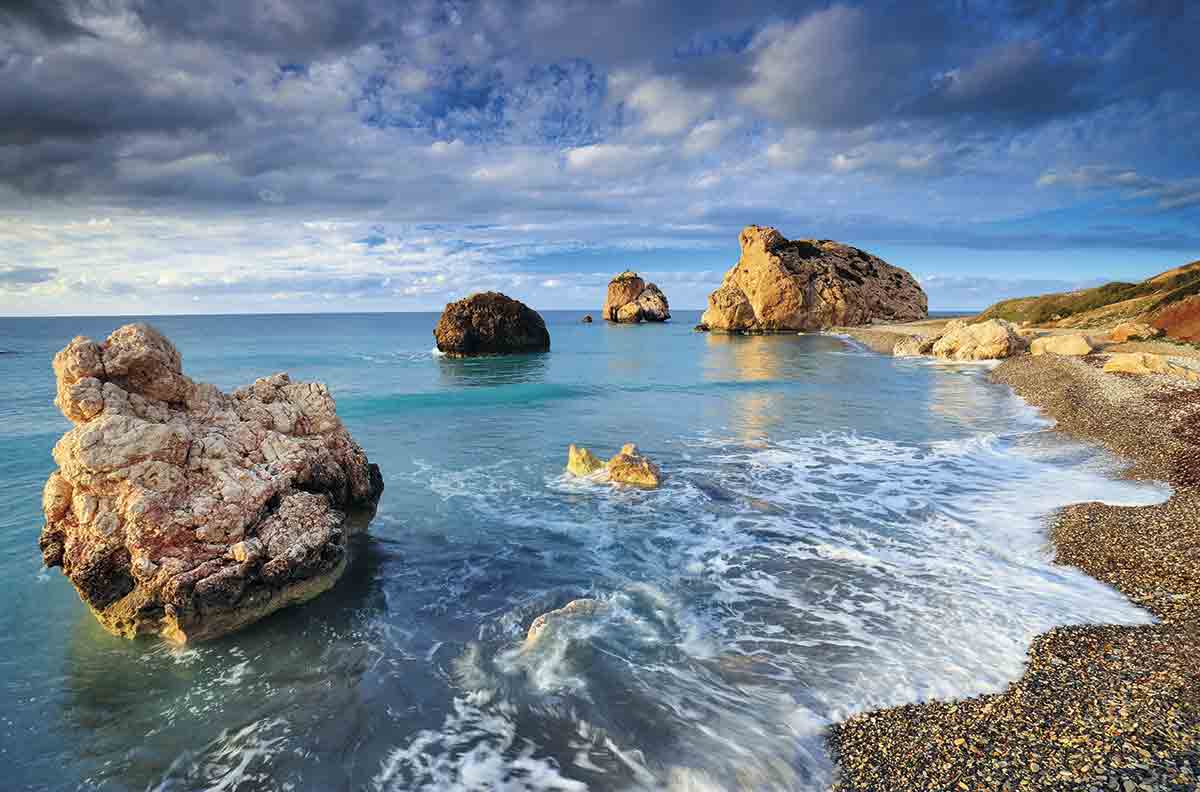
[{"x1": 0, "y1": 312, "x2": 1169, "y2": 791}]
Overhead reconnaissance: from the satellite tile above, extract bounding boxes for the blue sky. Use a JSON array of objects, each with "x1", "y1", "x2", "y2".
[{"x1": 1, "y1": 0, "x2": 1198, "y2": 315}]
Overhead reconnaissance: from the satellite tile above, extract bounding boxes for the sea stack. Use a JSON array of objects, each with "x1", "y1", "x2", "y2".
[
  {"x1": 39, "y1": 323, "x2": 384, "y2": 643},
  {"x1": 434, "y1": 292, "x2": 551, "y2": 356},
  {"x1": 700, "y1": 226, "x2": 927, "y2": 332},
  {"x1": 602, "y1": 271, "x2": 671, "y2": 323}
]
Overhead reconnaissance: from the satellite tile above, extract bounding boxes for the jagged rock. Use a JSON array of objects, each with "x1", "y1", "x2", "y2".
[
  {"x1": 1104, "y1": 352, "x2": 1200, "y2": 382},
  {"x1": 38, "y1": 323, "x2": 384, "y2": 643},
  {"x1": 1109, "y1": 322, "x2": 1164, "y2": 344},
  {"x1": 699, "y1": 226, "x2": 927, "y2": 332},
  {"x1": 524, "y1": 598, "x2": 609, "y2": 647},
  {"x1": 931, "y1": 319, "x2": 1027, "y2": 361},
  {"x1": 1030, "y1": 334, "x2": 1094, "y2": 357},
  {"x1": 602, "y1": 272, "x2": 671, "y2": 323},
  {"x1": 566, "y1": 444, "x2": 604, "y2": 476},
  {"x1": 893, "y1": 335, "x2": 938, "y2": 357},
  {"x1": 606, "y1": 443, "x2": 662, "y2": 488},
  {"x1": 581, "y1": 315, "x2": 594, "y2": 324},
  {"x1": 434, "y1": 292, "x2": 550, "y2": 356}
]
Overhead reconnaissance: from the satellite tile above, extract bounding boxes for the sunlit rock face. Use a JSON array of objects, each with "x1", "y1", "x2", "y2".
[
  {"x1": 700, "y1": 225, "x2": 927, "y2": 332},
  {"x1": 39, "y1": 323, "x2": 384, "y2": 643}
]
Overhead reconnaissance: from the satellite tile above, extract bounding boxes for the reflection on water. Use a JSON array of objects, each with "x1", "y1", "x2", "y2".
[{"x1": 437, "y1": 351, "x2": 549, "y2": 388}]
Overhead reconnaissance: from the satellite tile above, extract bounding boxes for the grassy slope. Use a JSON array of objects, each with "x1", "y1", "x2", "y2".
[{"x1": 976, "y1": 261, "x2": 1200, "y2": 329}]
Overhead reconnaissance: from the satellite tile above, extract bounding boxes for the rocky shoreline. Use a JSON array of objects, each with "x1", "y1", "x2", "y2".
[{"x1": 830, "y1": 352, "x2": 1200, "y2": 790}]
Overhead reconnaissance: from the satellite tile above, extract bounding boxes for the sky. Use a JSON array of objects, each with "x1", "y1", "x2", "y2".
[{"x1": 1, "y1": 0, "x2": 1198, "y2": 316}]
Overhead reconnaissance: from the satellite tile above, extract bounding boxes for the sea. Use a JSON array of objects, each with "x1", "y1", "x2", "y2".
[{"x1": 0, "y1": 311, "x2": 1170, "y2": 791}]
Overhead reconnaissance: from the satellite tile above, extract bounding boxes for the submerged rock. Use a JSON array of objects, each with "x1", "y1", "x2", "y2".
[
  {"x1": 566, "y1": 444, "x2": 604, "y2": 476},
  {"x1": 524, "y1": 598, "x2": 609, "y2": 647},
  {"x1": 606, "y1": 443, "x2": 662, "y2": 488},
  {"x1": 39, "y1": 323, "x2": 384, "y2": 643},
  {"x1": 602, "y1": 272, "x2": 671, "y2": 323},
  {"x1": 1031, "y1": 334, "x2": 1094, "y2": 357},
  {"x1": 931, "y1": 319, "x2": 1027, "y2": 361},
  {"x1": 699, "y1": 225, "x2": 927, "y2": 332},
  {"x1": 434, "y1": 292, "x2": 550, "y2": 356},
  {"x1": 581, "y1": 314, "x2": 594, "y2": 324}
]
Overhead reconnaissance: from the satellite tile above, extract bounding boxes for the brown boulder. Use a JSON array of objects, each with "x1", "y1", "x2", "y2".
[
  {"x1": 699, "y1": 226, "x2": 927, "y2": 332},
  {"x1": 606, "y1": 443, "x2": 662, "y2": 488},
  {"x1": 602, "y1": 272, "x2": 671, "y2": 323},
  {"x1": 434, "y1": 292, "x2": 550, "y2": 356},
  {"x1": 931, "y1": 319, "x2": 1027, "y2": 361},
  {"x1": 39, "y1": 323, "x2": 384, "y2": 643},
  {"x1": 1109, "y1": 321, "x2": 1165, "y2": 344}
]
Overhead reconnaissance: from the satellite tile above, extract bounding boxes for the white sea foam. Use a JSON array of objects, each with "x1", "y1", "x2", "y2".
[{"x1": 390, "y1": 395, "x2": 1168, "y2": 790}]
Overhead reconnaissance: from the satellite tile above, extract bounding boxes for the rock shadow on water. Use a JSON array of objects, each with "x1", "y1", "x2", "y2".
[
  {"x1": 436, "y1": 348, "x2": 549, "y2": 388},
  {"x1": 59, "y1": 511, "x2": 394, "y2": 791}
]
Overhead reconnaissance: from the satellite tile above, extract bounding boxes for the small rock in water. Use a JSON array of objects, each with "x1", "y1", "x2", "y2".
[
  {"x1": 606, "y1": 443, "x2": 662, "y2": 488},
  {"x1": 566, "y1": 444, "x2": 604, "y2": 476},
  {"x1": 524, "y1": 598, "x2": 608, "y2": 647}
]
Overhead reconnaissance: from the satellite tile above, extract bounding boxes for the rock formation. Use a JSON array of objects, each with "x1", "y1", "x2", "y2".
[
  {"x1": 893, "y1": 335, "x2": 938, "y2": 357},
  {"x1": 434, "y1": 292, "x2": 550, "y2": 356},
  {"x1": 582, "y1": 315, "x2": 594, "y2": 324},
  {"x1": 605, "y1": 443, "x2": 662, "y2": 488},
  {"x1": 699, "y1": 226, "x2": 927, "y2": 332},
  {"x1": 566, "y1": 444, "x2": 604, "y2": 477},
  {"x1": 39, "y1": 323, "x2": 384, "y2": 643},
  {"x1": 602, "y1": 272, "x2": 671, "y2": 323},
  {"x1": 1030, "y1": 334, "x2": 1094, "y2": 357},
  {"x1": 931, "y1": 319, "x2": 1028, "y2": 361},
  {"x1": 1109, "y1": 322, "x2": 1164, "y2": 344},
  {"x1": 1104, "y1": 352, "x2": 1200, "y2": 382},
  {"x1": 564, "y1": 442, "x2": 662, "y2": 488}
]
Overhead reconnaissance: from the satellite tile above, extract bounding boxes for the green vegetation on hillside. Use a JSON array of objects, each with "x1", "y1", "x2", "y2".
[{"x1": 977, "y1": 262, "x2": 1200, "y2": 325}]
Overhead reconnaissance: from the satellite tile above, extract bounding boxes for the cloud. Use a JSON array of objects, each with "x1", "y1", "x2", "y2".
[
  {"x1": 0, "y1": 265, "x2": 58, "y2": 288},
  {"x1": 1037, "y1": 166, "x2": 1200, "y2": 211},
  {"x1": 564, "y1": 143, "x2": 665, "y2": 177}
]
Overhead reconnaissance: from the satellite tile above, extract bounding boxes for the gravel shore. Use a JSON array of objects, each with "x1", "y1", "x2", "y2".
[{"x1": 829, "y1": 353, "x2": 1200, "y2": 791}]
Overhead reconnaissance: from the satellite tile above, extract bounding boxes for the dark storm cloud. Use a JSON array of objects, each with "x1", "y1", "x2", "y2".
[{"x1": 0, "y1": 0, "x2": 95, "y2": 39}]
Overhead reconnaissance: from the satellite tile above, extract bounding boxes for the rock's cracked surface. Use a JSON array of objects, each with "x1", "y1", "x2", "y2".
[{"x1": 38, "y1": 323, "x2": 384, "y2": 643}]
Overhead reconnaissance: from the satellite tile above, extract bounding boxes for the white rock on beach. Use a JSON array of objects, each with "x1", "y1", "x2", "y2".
[
  {"x1": 1030, "y1": 334, "x2": 1094, "y2": 357},
  {"x1": 931, "y1": 319, "x2": 1027, "y2": 361}
]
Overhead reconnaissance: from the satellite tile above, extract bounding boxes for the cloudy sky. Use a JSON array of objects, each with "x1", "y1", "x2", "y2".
[{"x1": 2, "y1": 0, "x2": 1198, "y2": 315}]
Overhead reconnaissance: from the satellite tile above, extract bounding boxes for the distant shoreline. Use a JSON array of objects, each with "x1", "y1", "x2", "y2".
[{"x1": 828, "y1": 345, "x2": 1200, "y2": 790}]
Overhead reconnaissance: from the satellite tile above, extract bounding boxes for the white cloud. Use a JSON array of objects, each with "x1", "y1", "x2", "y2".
[{"x1": 564, "y1": 143, "x2": 664, "y2": 177}]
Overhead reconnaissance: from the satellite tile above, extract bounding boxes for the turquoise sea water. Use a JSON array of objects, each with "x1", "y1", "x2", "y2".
[{"x1": 0, "y1": 312, "x2": 1170, "y2": 791}]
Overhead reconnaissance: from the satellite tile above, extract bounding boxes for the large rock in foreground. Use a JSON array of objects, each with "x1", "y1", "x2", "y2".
[
  {"x1": 39, "y1": 323, "x2": 384, "y2": 643},
  {"x1": 602, "y1": 271, "x2": 670, "y2": 323},
  {"x1": 699, "y1": 226, "x2": 927, "y2": 332},
  {"x1": 434, "y1": 292, "x2": 550, "y2": 356}
]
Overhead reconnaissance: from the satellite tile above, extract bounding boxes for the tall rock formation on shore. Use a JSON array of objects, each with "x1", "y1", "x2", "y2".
[
  {"x1": 602, "y1": 272, "x2": 671, "y2": 323},
  {"x1": 699, "y1": 226, "x2": 927, "y2": 332},
  {"x1": 39, "y1": 323, "x2": 384, "y2": 642},
  {"x1": 434, "y1": 292, "x2": 551, "y2": 356}
]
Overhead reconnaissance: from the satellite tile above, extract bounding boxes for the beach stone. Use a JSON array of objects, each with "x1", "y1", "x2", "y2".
[
  {"x1": 38, "y1": 323, "x2": 384, "y2": 643},
  {"x1": 1031, "y1": 334, "x2": 1094, "y2": 357},
  {"x1": 1103, "y1": 352, "x2": 1200, "y2": 382},
  {"x1": 524, "y1": 598, "x2": 608, "y2": 647},
  {"x1": 893, "y1": 334, "x2": 938, "y2": 357},
  {"x1": 699, "y1": 225, "x2": 927, "y2": 332},
  {"x1": 1109, "y1": 322, "x2": 1163, "y2": 343},
  {"x1": 606, "y1": 443, "x2": 662, "y2": 488},
  {"x1": 931, "y1": 319, "x2": 1027, "y2": 361},
  {"x1": 433, "y1": 292, "x2": 550, "y2": 356},
  {"x1": 566, "y1": 444, "x2": 604, "y2": 476},
  {"x1": 602, "y1": 271, "x2": 671, "y2": 323}
]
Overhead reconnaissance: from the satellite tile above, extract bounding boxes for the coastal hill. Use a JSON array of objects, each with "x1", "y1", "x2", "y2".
[{"x1": 976, "y1": 259, "x2": 1200, "y2": 341}]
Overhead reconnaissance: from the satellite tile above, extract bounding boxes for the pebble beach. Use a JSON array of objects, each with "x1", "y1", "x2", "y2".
[{"x1": 830, "y1": 352, "x2": 1200, "y2": 791}]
